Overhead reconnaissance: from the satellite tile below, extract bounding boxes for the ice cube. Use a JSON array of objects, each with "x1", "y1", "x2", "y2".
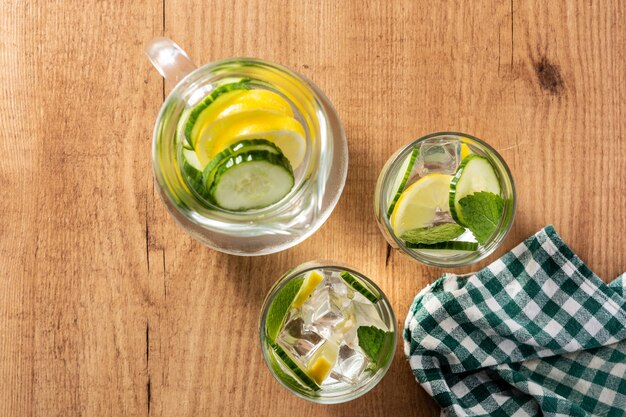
[
  {"x1": 330, "y1": 284, "x2": 352, "y2": 312},
  {"x1": 299, "y1": 285, "x2": 349, "y2": 339},
  {"x1": 353, "y1": 300, "x2": 389, "y2": 331},
  {"x1": 277, "y1": 316, "x2": 325, "y2": 362},
  {"x1": 326, "y1": 272, "x2": 348, "y2": 299},
  {"x1": 332, "y1": 303, "x2": 357, "y2": 345},
  {"x1": 433, "y1": 210, "x2": 454, "y2": 226},
  {"x1": 417, "y1": 138, "x2": 461, "y2": 176},
  {"x1": 330, "y1": 344, "x2": 370, "y2": 384},
  {"x1": 338, "y1": 320, "x2": 358, "y2": 347},
  {"x1": 308, "y1": 287, "x2": 345, "y2": 338},
  {"x1": 323, "y1": 373, "x2": 341, "y2": 386},
  {"x1": 299, "y1": 282, "x2": 326, "y2": 325}
]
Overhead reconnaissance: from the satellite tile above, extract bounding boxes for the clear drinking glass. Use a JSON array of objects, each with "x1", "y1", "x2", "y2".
[
  {"x1": 374, "y1": 132, "x2": 516, "y2": 267},
  {"x1": 259, "y1": 261, "x2": 397, "y2": 404},
  {"x1": 145, "y1": 38, "x2": 348, "y2": 255}
]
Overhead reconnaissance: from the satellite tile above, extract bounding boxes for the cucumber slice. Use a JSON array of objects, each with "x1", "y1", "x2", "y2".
[
  {"x1": 340, "y1": 272, "x2": 381, "y2": 303},
  {"x1": 179, "y1": 108, "x2": 194, "y2": 150},
  {"x1": 202, "y1": 139, "x2": 283, "y2": 189},
  {"x1": 449, "y1": 155, "x2": 501, "y2": 226},
  {"x1": 404, "y1": 241, "x2": 479, "y2": 251},
  {"x1": 181, "y1": 158, "x2": 211, "y2": 200},
  {"x1": 271, "y1": 342, "x2": 320, "y2": 391},
  {"x1": 184, "y1": 80, "x2": 251, "y2": 148},
  {"x1": 387, "y1": 147, "x2": 419, "y2": 218},
  {"x1": 267, "y1": 353, "x2": 306, "y2": 394},
  {"x1": 209, "y1": 150, "x2": 294, "y2": 211},
  {"x1": 180, "y1": 148, "x2": 214, "y2": 199},
  {"x1": 183, "y1": 148, "x2": 203, "y2": 171}
]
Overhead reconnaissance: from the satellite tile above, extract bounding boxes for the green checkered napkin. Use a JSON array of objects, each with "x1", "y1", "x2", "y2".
[{"x1": 404, "y1": 226, "x2": 626, "y2": 417}]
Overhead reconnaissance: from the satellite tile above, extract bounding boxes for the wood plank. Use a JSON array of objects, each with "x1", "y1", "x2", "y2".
[
  {"x1": 0, "y1": 1, "x2": 624, "y2": 417},
  {"x1": 0, "y1": 1, "x2": 163, "y2": 416}
]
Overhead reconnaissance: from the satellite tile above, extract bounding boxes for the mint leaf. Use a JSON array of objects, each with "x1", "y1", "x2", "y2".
[
  {"x1": 401, "y1": 223, "x2": 465, "y2": 244},
  {"x1": 404, "y1": 241, "x2": 478, "y2": 251},
  {"x1": 458, "y1": 191, "x2": 504, "y2": 244},
  {"x1": 357, "y1": 326, "x2": 392, "y2": 365}
]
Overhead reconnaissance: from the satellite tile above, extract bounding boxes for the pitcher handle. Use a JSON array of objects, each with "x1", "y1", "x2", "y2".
[{"x1": 145, "y1": 37, "x2": 197, "y2": 86}]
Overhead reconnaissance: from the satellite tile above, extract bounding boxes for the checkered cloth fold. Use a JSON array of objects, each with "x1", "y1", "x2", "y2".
[{"x1": 404, "y1": 226, "x2": 626, "y2": 417}]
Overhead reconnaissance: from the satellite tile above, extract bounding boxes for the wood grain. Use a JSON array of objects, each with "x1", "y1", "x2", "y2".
[{"x1": 0, "y1": 1, "x2": 624, "y2": 416}]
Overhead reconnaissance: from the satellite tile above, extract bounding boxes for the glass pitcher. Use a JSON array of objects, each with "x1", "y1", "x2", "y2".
[{"x1": 145, "y1": 38, "x2": 348, "y2": 255}]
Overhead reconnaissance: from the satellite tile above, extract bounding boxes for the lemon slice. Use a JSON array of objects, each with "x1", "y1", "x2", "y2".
[
  {"x1": 185, "y1": 80, "x2": 251, "y2": 147},
  {"x1": 308, "y1": 357, "x2": 333, "y2": 385},
  {"x1": 460, "y1": 143, "x2": 472, "y2": 159},
  {"x1": 243, "y1": 67, "x2": 314, "y2": 121},
  {"x1": 189, "y1": 90, "x2": 246, "y2": 147},
  {"x1": 307, "y1": 342, "x2": 338, "y2": 385},
  {"x1": 196, "y1": 110, "x2": 306, "y2": 169},
  {"x1": 190, "y1": 89, "x2": 294, "y2": 149},
  {"x1": 390, "y1": 173, "x2": 453, "y2": 237},
  {"x1": 222, "y1": 89, "x2": 294, "y2": 118},
  {"x1": 292, "y1": 271, "x2": 323, "y2": 309}
]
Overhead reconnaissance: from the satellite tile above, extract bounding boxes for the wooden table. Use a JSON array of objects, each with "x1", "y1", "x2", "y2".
[{"x1": 1, "y1": 1, "x2": 624, "y2": 416}]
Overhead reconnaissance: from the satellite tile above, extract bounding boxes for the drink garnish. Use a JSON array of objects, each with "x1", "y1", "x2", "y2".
[
  {"x1": 266, "y1": 276, "x2": 304, "y2": 342},
  {"x1": 271, "y1": 342, "x2": 321, "y2": 391},
  {"x1": 292, "y1": 271, "x2": 324, "y2": 309},
  {"x1": 340, "y1": 272, "x2": 381, "y2": 303},
  {"x1": 357, "y1": 326, "x2": 392, "y2": 365},
  {"x1": 458, "y1": 191, "x2": 504, "y2": 244},
  {"x1": 401, "y1": 223, "x2": 465, "y2": 244}
]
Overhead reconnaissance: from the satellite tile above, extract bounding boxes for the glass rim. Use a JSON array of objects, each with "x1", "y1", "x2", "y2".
[
  {"x1": 258, "y1": 260, "x2": 397, "y2": 404},
  {"x1": 377, "y1": 132, "x2": 517, "y2": 268}
]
